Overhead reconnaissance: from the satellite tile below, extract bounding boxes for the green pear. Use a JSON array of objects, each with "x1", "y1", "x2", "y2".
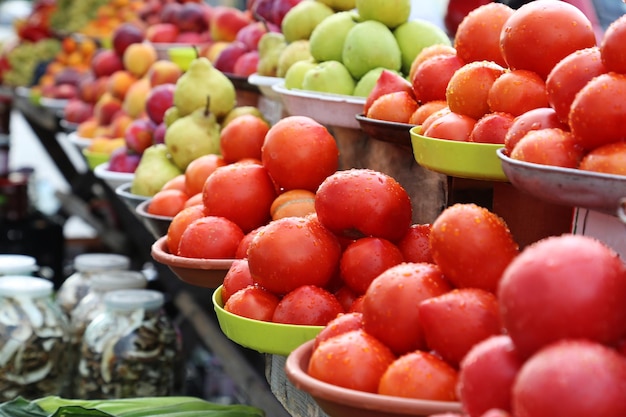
[
  {"x1": 353, "y1": 67, "x2": 387, "y2": 97},
  {"x1": 163, "y1": 106, "x2": 180, "y2": 127},
  {"x1": 285, "y1": 60, "x2": 318, "y2": 90},
  {"x1": 302, "y1": 60, "x2": 356, "y2": 95},
  {"x1": 173, "y1": 57, "x2": 236, "y2": 118},
  {"x1": 316, "y1": 0, "x2": 356, "y2": 12},
  {"x1": 221, "y1": 105, "x2": 266, "y2": 127},
  {"x1": 257, "y1": 32, "x2": 287, "y2": 77},
  {"x1": 130, "y1": 144, "x2": 183, "y2": 197},
  {"x1": 309, "y1": 11, "x2": 358, "y2": 63},
  {"x1": 342, "y1": 20, "x2": 402, "y2": 80},
  {"x1": 394, "y1": 18, "x2": 452, "y2": 75},
  {"x1": 356, "y1": 0, "x2": 411, "y2": 29},
  {"x1": 165, "y1": 97, "x2": 221, "y2": 171},
  {"x1": 276, "y1": 40, "x2": 313, "y2": 78},
  {"x1": 281, "y1": 0, "x2": 335, "y2": 43}
]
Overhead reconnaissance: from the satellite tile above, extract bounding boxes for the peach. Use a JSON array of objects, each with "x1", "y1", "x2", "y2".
[
  {"x1": 205, "y1": 41, "x2": 229, "y2": 63},
  {"x1": 109, "y1": 112, "x2": 134, "y2": 138},
  {"x1": 77, "y1": 117, "x2": 99, "y2": 138},
  {"x1": 123, "y1": 42, "x2": 158, "y2": 78},
  {"x1": 107, "y1": 70, "x2": 137, "y2": 100},
  {"x1": 94, "y1": 92, "x2": 123, "y2": 126},
  {"x1": 146, "y1": 23, "x2": 179, "y2": 43},
  {"x1": 91, "y1": 49, "x2": 124, "y2": 78},
  {"x1": 210, "y1": 6, "x2": 251, "y2": 42},
  {"x1": 122, "y1": 78, "x2": 151, "y2": 119},
  {"x1": 147, "y1": 60, "x2": 183, "y2": 87}
]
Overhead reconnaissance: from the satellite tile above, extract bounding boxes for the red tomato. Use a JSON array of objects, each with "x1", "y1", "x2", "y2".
[
  {"x1": 545, "y1": 47, "x2": 607, "y2": 124},
  {"x1": 430, "y1": 203, "x2": 519, "y2": 293},
  {"x1": 184, "y1": 153, "x2": 227, "y2": 196},
  {"x1": 362, "y1": 262, "x2": 452, "y2": 355},
  {"x1": 166, "y1": 204, "x2": 207, "y2": 254},
  {"x1": 313, "y1": 312, "x2": 364, "y2": 350},
  {"x1": 503, "y1": 107, "x2": 569, "y2": 155},
  {"x1": 412, "y1": 54, "x2": 465, "y2": 104},
  {"x1": 148, "y1": 189, "x2": 188, "y2": 217},
  {"x1": 421, "y1": 106, "x2": 451, "y2": 133},
  {"x1": 177, "y1": 216, "x2": 244, "y2": 259},
  {"x1": 247, "y1": 216, "x2": 342, "y2": 295},
  {"x1": 348, "y1": 294, "x2": 365, "y2": 313},
  {"x1": 579, "y1": 141, "x2": 626, "y2": 175},
  {"x1": 221, "y1": 259, "x2": 254, "y2": 303},
  {"x1": 307, "y1": 329, "x2": 396, "y2": 393},
  {"x1": 271, "y1": 285, "x2": 343, "y2": 326},
  {"x1": 219, "y1": 114, "x2": 269, "y2": 163},
  {"x1": 315, "y1": 169, "x2": 413, "y2": 242},
  {"x1": 600, "y1": 14, "x2": 626, "y2": 73},
  {"x1": 339, "y1": 237, "x2": 404, "y2": 295},
  {"x1": 223, "y1": 285, "x2": 280, "y2": 322},
  {"x1": 409, "y1": 100, "x2": 448, "y2": 126},
  {"x1": 487, "y1": 70, "x2": 549, "y2": 117},
  {"x1": 378, "y1": 350, "x2": 459, "y2": 401},
  {"x1": 261, "y1": 116, "x2": 339, "y2": 192},
  {"x1": 333, "y1": 285, "x2": 359, "y2": 312},
  {"x1": 458, "y1": 335, "x2": 523, "y2": 417},
  {"x1": 422, "y1": 111, "x2": 477, "y2": 142},
  {"x1": 235, "y1": 225, "x2": 265, "y2": 259},
  {"x1": 499, "y1": 0, "x2": 597, "y2": 79},
  {"x1": 510, "y1": 128, "x2": 585, "y2": 168},
  {"x1": 396, "y1": 223, "x2": 434, "y2": 264},
  {"x1": 419, "y1": 288, "x2": 502, "y2": 367},
  {"x1": 469, "y1": 112, "x2": 514, "y2": 144},
  {"x1": 446, "y1": 61, "x2": 506, "y2": 120},
  {"x1": 512, "y1": 339, "x2": 626, "y2": 417},
  {"x1": 569, "y1": 72, "x2": 626, "y2": 151},
  {"x1": 498, "y1": 234, "x2": 626, "y2": 360},
  {"x1": 202, "y1": 162, "x2": 277, "y2": 233}
]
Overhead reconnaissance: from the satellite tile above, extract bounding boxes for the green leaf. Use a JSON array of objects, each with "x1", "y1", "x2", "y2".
[{"x1": 0, "y1": 397, "x2": 48, "y2": 417}]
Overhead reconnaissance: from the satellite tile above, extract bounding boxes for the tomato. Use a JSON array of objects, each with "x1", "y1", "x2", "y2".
[
  {"x1": 479, "y1": 410, "x2": 513, "y2": 417},
  {"x1": 364, "y1": 69, "x2": 414, "y2": 116},
  {"x1": 378, "y1": 350, "x2": 459, "y2": 401},
  {"x1": 261, "y1": 116, "x2": 339, "y2": 192},
  {"x1": 419, "y1": 288, "x2": 502, "y2": 367},
  {"x1": 600, "y1": 14, "x2": 626, "y2": 73},
  {"x1": 569, "y1": 72, "x2": 626, "y2": 151},
  {"x1": 396, "y1": 223, "x2": 434, "y2": 264},
  {"x1": 421, "y1": 106, "x2": 451, "y2": 133},
  {"x1": 579, "y1": 141, "x2": 626, "y2": 175},
  {"x1": 422, "y1": 111, "x2": 477, "y2": 142},
  {"x1": 313, "y1": 312, "x2": 364, "y2": 350},
  {"x1": 247, "y1": 216, "x2": 341, "y2": 294},
  {"x1": 202, "y1": 162, "x2": 277, "y2": 233},
  {"x1": 183, "y1": 193, "x2": 203, "y2": 208},
  {"x1": 512, "y1": 340, "x2": 626, "y2": 417},
  {"x1": 503, "y1": 107, "x2": 569, "y2": 155},
  {"x1": 446, "y1": 61, "x2": 506, "y2": 120},
  {"x1": 315, "y1": 169, "x2": 413, "y2": 242},
  {"x1": 184, "y1": 153, "x2": 227, "y2": 196},
  {"x1": 223, "y1": 285, "x2": 280, "y2": 322},
  {"x1": 510, "y1": 128, "x2": 585, "y2": 168},
  {"x1": 166, "y1": 204, "x2": 207, "y2": 254},
  {"x1": 366, "y1": 91, "x2": 418, "y2": 124},
  {"x1": 409, "y1": 45, "x2": 457, "y2": 83},
  {"x1": 430, "y1": 203, "x2": 519, "y2": 293},
  {"x1": 469, "y1": 112, "x2": 514, "y2": 144},
  {"x1": 161, "y1": 174, "x2": 188, "y2": 193},
  {"x1": 148, "y1": 189, "x2": 188, "y2": 217},
  {"x1": 221, "y1": 258, "x2": 254, "y2": 303},
  {"x1": 177, "y1": 216, "x2": 244, "y2": 259},
  {"x1": 219, "y1": 114, "x2": 269, "y2": 163},
  {"x1": 458, "y1": 335, "x2": 523, "y2": 417},
  {"x1": 333, "y1": 285, "x2": 359, "y2": 312},
  {"x1": 307, "y1": 329, "x2": 396, "y2": 393},
  {"x1": 499, "y1": 0, "x2": 597, "y2": 80},
  {"x1": 412, "y1": 54, "x2": 465, "y2": 104},
  {"x1": 545, "y1": 47, "x2": 607, "y2": 124},
  {"x1": 235, "y1": 225, "x2": 265, "y2": 259},
  {"x1": 339, "y1": 237, "x2": 404, "y2": 295},
  {"x1": 272, "y1": 285, "x2": 343, "y2": 326},
  {"x1": 362, "y1": 262, "x2": 452, "y2": 355},
  {"x1": 409, "y1": 100, "x2": 448, "y2": 125},
  {"x1": 487, "y1": 70, "x2": 549, "y2": 117},
  {"x1": 269, "y1": 189, "x2": 316, "y2": 221},
  {"x1": 453, "y1": 2, "x2": 513, "y2": 67},
  {"x1": 348, "y1": 295, "x2": 365, "y2": 313},
  {"x1": 498, "y1": 234, "x2": 626, "y2": 360}
]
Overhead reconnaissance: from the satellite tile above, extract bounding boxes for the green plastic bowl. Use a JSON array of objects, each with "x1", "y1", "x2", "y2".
[
  {"x1": 82, "y1": 148, "x2": 110, "y2": 170},
  {"x1": 410, "y1": 126, "x2": 507, "y2": 181}
]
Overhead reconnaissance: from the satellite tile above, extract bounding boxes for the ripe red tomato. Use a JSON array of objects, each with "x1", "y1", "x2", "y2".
[
  {"x1": 221, "y1": 259, "x2": 254, "y2": 303},
  {"x1": 498, "y1": 234, "x2": 626, "y2": 360},
  {"x1": 430, "y1": 203, "x2": 519, "y2": 293},
  {"x1": 235, "y1": 225, "x2": 265, "y2": 259},
  {"x1": 458, "y1": 335, "x2": 523, "y2": 417},
  {"x1": 271, "y1": 285, "x2": 343, "y2": 326},
  {"x1": 487, "y1": 70, "x2": 549, "y2": 117},
  {"x1": 503, "y1": 107, "x2": 569, "y2": 155},
  {"x1": 569, "y1": 72, "x2": 626, "y2": 151},
  {"x1": 166, "y1": 205, "x2": 207, "y2": 254},
  {"x1": 499, "y1": 0, "x2": 597, "y2": 79},
  {"x1": 510, "y1": 128, "x2": 585, "y2": 168},
  {"x1": 378, "y1": 350, "x2": 459, "y2": 401},
  {"x1": 223, "y1": 285, "x2": 280, "y2": 322},
  {"x1": 333, "y1": 285, "x2": 359, "y2": 312},
  {"x1": 315, "y1": 169, "x2": 413, "y2": 242},
  {"x1": 247, "y1": 216, "x2": 341, "y2": 294},
  {"x1": 420, "y1": 106, "x2": 451, "y2": 133},
  {"x1": 600, "y1": 14, "x2": 626, "y2": 73},
  {"x1": 202, "y1": 162, "x2": 277, "y2": 233},
  {"x1": 419, "y1": 288, "x2": 502, "y2": 367},
  {"x1": 422, "y1": 111, "x2": 477, "y2": 142},
  {"x1": 512, "y1": 339, "x2": 626, "y2": 417},
  {"x1": 446, "y1": 61, "x2": 506, "y2": 120},
  {"x1": 307, "y1": 329, "x2": 396, "y2": 393},
  {"x1": 339, "y1": 237, "x2": 404, "y2": 295},
  {"x1": 362, "y1": 262, "x2": 452, "y2": 355},
  {"x1": 313, "y1": 312, "x2": 364, "y2": 350},
  {"x1": 396, "y1": 223, "x2": 434, "y2": 264},
  {"x1": 579, "y1": 141, "x2": 626, "y2": 175},
  {"x1": 148, "y1": 189, "x2": 188, "y2": 217},
  {"x1": 412, "y1": 54, "x2": 465, "y2": 103},
  {"x1": 469, "y1": 112, "x2": 514, "y2": 144},
  {"x1": 177, "y1": 216, "x2": 244, "y2": 259}
]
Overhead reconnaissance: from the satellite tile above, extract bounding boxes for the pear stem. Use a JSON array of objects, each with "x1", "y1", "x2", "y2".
[
  {"x1": 204, "y1": 95, "x2": 211, "y2": 117},
  {"x1": 193, "y1": 45, "x2": 199, "y2": 59}
]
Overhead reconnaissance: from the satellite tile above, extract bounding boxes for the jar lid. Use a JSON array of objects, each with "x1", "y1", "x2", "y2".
[
  {"x1": 104, "y1": 289, "x2": 164, "y2": 311},
  {"x1": 0, "y1": 275, "x2": 53, "y2": 298},
  {"x1": 74, "y1": 253, "x2": 131, "y2": 272},
  {"x1": 0, "y1": 254, "x2": 38, "y2": 274},
  {"x1": 91, "y1": 270, "x2": 148, "y2": 291}
]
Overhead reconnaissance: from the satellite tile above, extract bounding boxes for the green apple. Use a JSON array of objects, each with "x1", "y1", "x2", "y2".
[
  {"x1": 309, "y1": 11, "x2": 358, "y2": 63},
  {"x1": 302, "y1": 60, "x2": 356, "y2": 95},
  {"x1": 315, "y1": 0, "x2": 357, "y2": 12},
  {"x1": 353, "y1": 67, "x2": 404, "y2": 97},
  {"x1": 394, "y1": 18, "x2": 452, "y2": 74},
  {"x1": 284, "y1": 60, "x2": 318, "y2": 90},
  {"x1": 356, "y1": 0, "x2": 411, "y2": 29},
  {"x1": 342, "y1": 20, "x2": 402, "y2": 80},
  {"x1": 281, "y1": 0, "x2": 335, "y2": 43},
  {"x1": 277, "y1": 39, "x2": 313, "y2": 78}
]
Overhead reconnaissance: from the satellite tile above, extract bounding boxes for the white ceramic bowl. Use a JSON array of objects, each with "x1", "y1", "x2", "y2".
[
  {"x1": 93, "y1": 162, "x2": 135, "y2": 190},
  {"x1": 248, "y1": 73, "x2": 284, "y2": 100}
]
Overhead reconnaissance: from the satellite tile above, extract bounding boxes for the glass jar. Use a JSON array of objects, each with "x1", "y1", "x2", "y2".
[
  {"x1": 56, "y1": 253, "x2": 131, "y2": 317},
  {"x1": 0, "y1": 275, "x2": 70, "y2": 401},
  {"x1": 0, "y1": 254, "x2": 38, "y2": 276},
  {"x1": 76, "y1": 289, "x2": 181, "y2": 399}
]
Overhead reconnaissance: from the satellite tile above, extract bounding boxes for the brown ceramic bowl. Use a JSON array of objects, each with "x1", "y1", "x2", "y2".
[
  {"x1": 356, "y1": 114, "x2": 415, "y2": 148},
  {"x1": 135, "y1": 199, "x2": 173, "y2": 240},
  {"x1": 285, "y1": 340, "x2": 464, "y2": 417},
  {"x1": 151, "y1": 235, "x2": 233, "y2": 288}
]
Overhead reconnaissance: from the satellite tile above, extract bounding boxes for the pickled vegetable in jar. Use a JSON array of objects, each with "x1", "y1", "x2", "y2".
[
  {"x1": 76, "y1": 289, "x2": 181, "y2": 399},
  {"x1": 0, "y1": 275, "x2": 70, "y2": 401},
  {"x1": 56, "y1": 253, "x2": 130, "y2": 317}
]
